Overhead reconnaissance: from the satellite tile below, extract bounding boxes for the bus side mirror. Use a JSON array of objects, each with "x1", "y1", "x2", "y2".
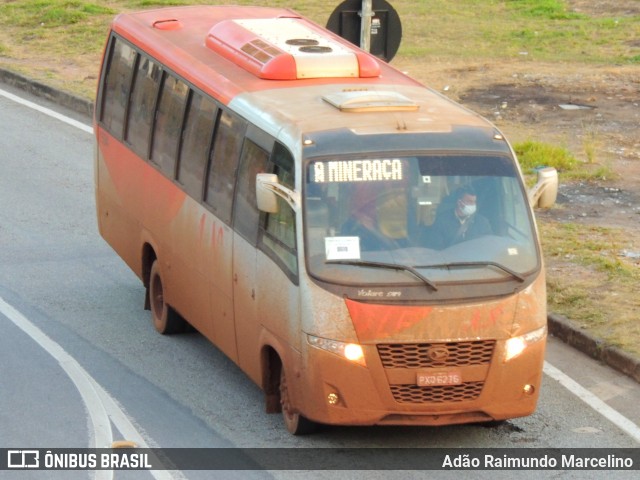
[
  {"x1": 256, "y1": 173, "x2": 279, "y2": 213},
  {"x1": 528, "y1": 167, "x2": 558, "y2": 209}
]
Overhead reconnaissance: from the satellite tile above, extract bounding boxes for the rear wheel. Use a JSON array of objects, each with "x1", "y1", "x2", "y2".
[
  {"x1": 279, "y1": 367, "x2": 317, "y2": 435},
  {"x1": 149, "y1": 260, "x2": 185, "y2": 334}
]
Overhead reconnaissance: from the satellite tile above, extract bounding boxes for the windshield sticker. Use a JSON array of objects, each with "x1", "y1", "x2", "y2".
[
  {"x1": 312, "y1": 159, "x2": 403, "y2": 183},
  {"x1": 508, "y1": 248, "x2": 519, "y2": 256},
  {"x1": 325, "y1": 236, "x2": 361, "y2": 260}
]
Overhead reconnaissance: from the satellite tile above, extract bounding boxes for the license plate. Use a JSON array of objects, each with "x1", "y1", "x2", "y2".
[{"x1": 416, "y1": 370, "x2": 462, "y2": 386}]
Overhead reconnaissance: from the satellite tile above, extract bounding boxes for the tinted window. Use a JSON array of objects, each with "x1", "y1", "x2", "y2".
[
  {"x1": 125, "y1": 55, "x2": 161, "y2": 158},
  {"x1": 100, "y1": 38, "x2": 136, "y2": 138},
  {"x1": 261, "y1": 143, "x2": 297, "y2": 277},
  {"x1": 205, "y1": 110, "x2": 246, "y2": 224},
  {"x1": 233, "y1": 140, "x2": 269, "y2": 243},
  {"x1": 151, "y1": 73, "x2": 189, "y2": 177},
  {"x1": 177, "y1": 92, "x2": 217, "y2": 200}
]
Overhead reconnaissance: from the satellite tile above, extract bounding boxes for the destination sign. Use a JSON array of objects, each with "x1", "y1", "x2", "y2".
[{"x1": 311, "y1": 159, "x2": 403, "y2": 183}]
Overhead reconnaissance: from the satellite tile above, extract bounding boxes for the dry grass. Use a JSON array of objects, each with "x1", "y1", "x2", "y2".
[
  {"x1": 541, "y1": 220, "x2": 640, "y2": 356},
  {"x1": 1, "y1": 0, "x2": 638, "y2": 98}
]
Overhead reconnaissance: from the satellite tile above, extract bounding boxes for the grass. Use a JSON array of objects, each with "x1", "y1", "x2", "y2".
[
  {"x1": 0, "y1": 1, "x2": 638, "y2": 67},
  {"x1": 541, "y1": 221, "x2": 640, "y2": 356},
  {"x1": 542, "y1": 222, "x2": 638, "y2": 280},
  {"x1": 514, "y1": 140, "x2": 578, "y2": 173},
  {"x1": 0, "y1": 1, "x2": 638, "y2": 357},
  {"x1": 507, "y1": 0, "x2": 587, "y2": 20},
  {"x1": 514, "y1": 139, "x2": 614, "y2": 183},
  {"x1": 399, "y1": 0, "x2": 640, "y2": 63},
  {"x1": 0, "y1": 1, "x2": 637, "y2": 99}
]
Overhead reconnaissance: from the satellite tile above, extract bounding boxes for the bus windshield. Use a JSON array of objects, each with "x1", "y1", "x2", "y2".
[{"x1": 304, "y1": 154, "x2": 538, "y2": 286}]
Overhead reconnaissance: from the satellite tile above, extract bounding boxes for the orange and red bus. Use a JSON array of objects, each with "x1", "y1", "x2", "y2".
[{"x1": 94, "y1": 5, "x2": 557, "y2": 434}]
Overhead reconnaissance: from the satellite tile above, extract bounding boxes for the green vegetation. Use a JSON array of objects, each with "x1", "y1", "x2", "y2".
[
  {"x1": 1, "y1": 1, "x2": 115, "y2": 27},
  {"x1": 514, "y1": 139, "x2": 613, "y2": 182},
  {"x1": 514, "y1": 140, "x2": 578, "y2": 173},
  {"x1": 397, "y1": 0, "x2": 640, "y2": 64},
  {"x1": 1, "y1": 1, "x2": 638, "y2": 66},
  {"x1": 507, "y1": 0, "x2": 587, "y2": 20},
  {"x1": 541, "y1": 221, "x2": 640, "y2": 355},
  {"x1": 542, "y1": 222, "x2": 638, "y2": 281}
]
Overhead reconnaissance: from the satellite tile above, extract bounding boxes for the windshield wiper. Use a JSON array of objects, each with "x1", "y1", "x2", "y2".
[
  {"x1": 326, "y1": 260, "x2": 438, "y2": 291},
  {"x1": 415, "y1": 261, "x2": 526, "y2": 283}
]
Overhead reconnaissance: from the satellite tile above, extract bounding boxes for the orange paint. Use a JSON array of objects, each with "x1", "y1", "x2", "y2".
[
  {"x1": 99, "y1": 131, "x2": 186, "y2": 222},
  {"x1": 461, "y1": 305, "x2": 504, "y2": 334},
  {"x1": 345, "y1": 298, "x2": 433, "y2": 342}
]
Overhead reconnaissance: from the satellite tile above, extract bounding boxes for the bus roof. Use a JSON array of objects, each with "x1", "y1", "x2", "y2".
[{"x1": 111, "y1": 6, "x2": 503, "y2": 152}]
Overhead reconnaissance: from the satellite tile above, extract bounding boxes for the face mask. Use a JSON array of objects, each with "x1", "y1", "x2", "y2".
[{"x1": 460, "y1": 204, "x2": 476, "y2": 217}]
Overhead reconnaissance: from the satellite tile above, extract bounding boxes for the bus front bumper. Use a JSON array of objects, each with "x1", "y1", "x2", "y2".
[{"x1": 294, "y1": 332, "x2": 546, "y2": 427}]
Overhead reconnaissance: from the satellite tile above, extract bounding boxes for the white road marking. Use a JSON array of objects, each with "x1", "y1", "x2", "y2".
[
  {"x1": 0, "y1": 297, "x2": 112, "y2": 480},
  {"x1": 544, "y1": 361, "x2": 640, "y2": 443},
  {"x1": 0, "y1": 87, "x2": 93, "y2": 134},
  {"x1": 0, "y1": 297, "x2": 112, "y2": 447},
  {"x1": 0, "y1": 88, "x2": 186, "y2": 478},
  {"x1": 0, "y1": 297, "x2": 180, "y2": 479}
]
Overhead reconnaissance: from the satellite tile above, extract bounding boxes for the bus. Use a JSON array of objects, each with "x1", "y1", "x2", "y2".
[{"x1": 94, "y1": 5, "x2": 558, "y2": 434}]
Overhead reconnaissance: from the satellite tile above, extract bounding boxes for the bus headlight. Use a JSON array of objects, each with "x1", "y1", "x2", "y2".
[
  {"x1": 307, "y1": 335, "x2": 366, "y2": 367},
  {"x1": 504, "y1": 326, "x2": 547, "y2": 362}
]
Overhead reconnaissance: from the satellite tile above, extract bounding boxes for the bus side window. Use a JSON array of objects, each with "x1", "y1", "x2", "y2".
[
  {"x1": 177, "y1": 92, "x2": 217, "y2": 200},
  {"x1": 260, "y1": 143, "x2": 298, "y2": 279},
  {"x1": 150, "y1": 72, "x2": 189, "y2": 178},
  {"x1": 100, "y1": 37, "x2": 136, "y2": 139},
  {"x1": 233, "y1": 140, "x2": 270, "y2": 245},
  {"x1": 125, "y1": 55, "x2": 162, "y2": 159},
  {"x1": 205, "y1": 110, "x2": 247, "y2": 225}
]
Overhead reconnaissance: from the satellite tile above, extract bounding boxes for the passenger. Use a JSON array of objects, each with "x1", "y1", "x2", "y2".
[
  {"x1": 341, "y1": 185, "x2": 407, "y2": 251},
  {"x1": 431, "y1": 185, "x2": 492, "y2": 248}
]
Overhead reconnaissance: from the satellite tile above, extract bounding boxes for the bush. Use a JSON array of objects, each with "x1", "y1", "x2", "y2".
[{"x1": 514, "y1": 140, "x2": 578, "y2": 173}]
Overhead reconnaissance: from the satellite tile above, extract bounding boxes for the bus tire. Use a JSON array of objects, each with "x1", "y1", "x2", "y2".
[
  {"x1": 149, "y1": 260, "x2": 184, "y2": 334},
  {"x1": 279, "y1": 367, "x2": 317, "y2": 435}
]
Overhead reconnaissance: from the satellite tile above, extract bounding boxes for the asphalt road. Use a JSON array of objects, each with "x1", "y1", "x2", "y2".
[{"x1": 1, "y1": 83, "x2": 639, "y2": 480}]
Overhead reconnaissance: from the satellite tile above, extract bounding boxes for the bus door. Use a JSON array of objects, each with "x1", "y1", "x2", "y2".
[
  {"x1": 254, "y1": 143, "x2": 301, "y2": 373},
  {"x1": 232, "y1": 126, "x2": 272, "y2": 382},
  {"x1": 204, "y1": 109, "x2": 247, "y2": 361}
]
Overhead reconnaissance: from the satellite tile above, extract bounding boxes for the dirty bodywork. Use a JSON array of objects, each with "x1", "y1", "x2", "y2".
[{"x1": 94, "y1": 5, "x2": 549, "y2": 433}]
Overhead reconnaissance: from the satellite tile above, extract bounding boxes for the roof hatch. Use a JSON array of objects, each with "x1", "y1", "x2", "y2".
[
  {"x1": 205, "y1": 17, "x2": 380, "y2": 80},
  {"x1": 323, "y1": 90, "x2": 419, "y2": 112}
]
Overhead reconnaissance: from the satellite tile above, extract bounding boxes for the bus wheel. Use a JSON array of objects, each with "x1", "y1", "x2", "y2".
[
  {"x1": 279, "y1": 368, "x2": 317, "y2": 435},
  {"x1": 149, "y1": 260, "x2": 184, "y2": 334}
]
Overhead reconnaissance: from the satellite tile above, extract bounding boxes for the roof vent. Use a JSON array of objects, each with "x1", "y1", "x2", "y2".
[
  {"x1": 286, "y1": 39, "x2": 319, "y2": 46},
  {"x1": 323, "y1": 91, "x2": 419, "y2": 112},
  {"x1": 152, "y1": 19, "x2": 183, "y2": 31},
  {"x1": 299, "y1": 45, "x2": 333, "y2": 54},
  {"x1": 206, "y1": 17, "x2": 380, "y2": 80}
]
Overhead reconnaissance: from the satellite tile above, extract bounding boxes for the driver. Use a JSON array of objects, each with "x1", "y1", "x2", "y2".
[{"x1": 431, "y1": 185, "x2": 492, "y2": 248}]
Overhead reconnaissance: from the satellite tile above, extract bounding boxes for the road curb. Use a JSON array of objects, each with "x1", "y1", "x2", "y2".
[
  {"x1": 2, "y1": 66, "x2": 639, "y2": 385},
  {"x1": 548, "y1": 313, "x2": 640, "y2": 383},
  {"x1": 0, "y1": 68, "x2": 93, "y2": 117}
]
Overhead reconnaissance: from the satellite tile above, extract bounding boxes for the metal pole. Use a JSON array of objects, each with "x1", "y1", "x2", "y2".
[{"x1": 360, "y1": 0, "x2": 373, "y2": 52}]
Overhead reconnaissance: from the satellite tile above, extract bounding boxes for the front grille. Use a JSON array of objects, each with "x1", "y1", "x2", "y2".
[
  {"x1": 390, "y1": 382, "x2": 484, "y2": 403},
  {"x1": 378, "y1": 340, "x2": 495, "y2": 404},
  {"x1": 377, "y1": 340, "x2": 495, "y2": 368}
]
